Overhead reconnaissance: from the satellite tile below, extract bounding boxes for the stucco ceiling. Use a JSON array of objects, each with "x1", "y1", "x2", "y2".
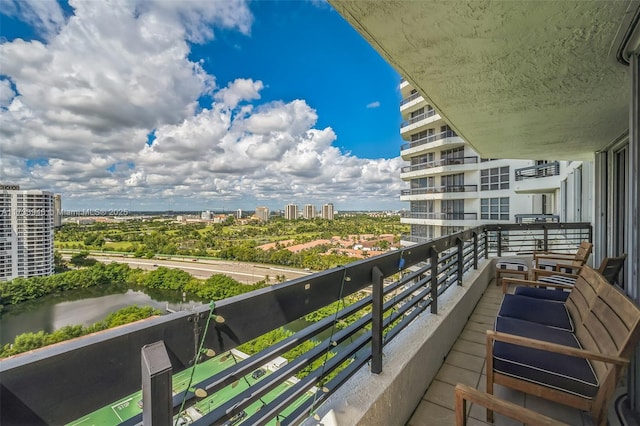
[{"x1": 330, "y1": 0, "x2": 639, "y2": 160}]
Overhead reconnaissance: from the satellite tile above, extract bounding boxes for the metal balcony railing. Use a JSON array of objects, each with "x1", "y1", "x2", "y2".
[
  {"x1": 400, "y1": 91, "x2": 422, "y2": 106},
  {"x1": 401, "y1": 156, "x2": 478, "y2": 173},
  {"x1": 515, "y1": 214, "x2": 560, "y2": 224},
  {"x1": 401, "y1": 212, "x2": 478, "y2": 220},
  {"x1": 400, "y1": 109, "x2": 437, "y2": 128},
  {"x1": 401, "y1": 185, "x2": 478, "y2": 196},
  {"x1": 400, "y1": 129, "x2": 459, "y2": 151},
  {"x1": 1, "y1": 223, "x2": 592, "y2": 426},
  {"x1": 514, "y1": 161, "x2": 560, "y2": 181}
]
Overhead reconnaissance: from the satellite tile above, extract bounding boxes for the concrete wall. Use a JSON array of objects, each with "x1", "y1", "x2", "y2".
[{"x1": 305, "y1": 259, "x2": 495, "y2": 426}]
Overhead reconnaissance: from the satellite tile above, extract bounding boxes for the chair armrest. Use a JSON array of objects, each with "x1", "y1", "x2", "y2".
[
  {"x1": 454, "y1": 384, "x2": 568, "y2": 426},
  {"x1": 502, "y1": 277, "x2": 573, "y2": 294},
  {"x1": 486, "y1": 330, "x2": 629, "y2": 366}
]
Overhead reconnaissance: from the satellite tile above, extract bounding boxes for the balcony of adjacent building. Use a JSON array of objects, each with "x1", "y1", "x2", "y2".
[
  {"x1": 513, "y1": 161, "x2": 562, "y2": 194},
  {"x1": 400, "y1": 185, "x2": 478, "y2": 201},
  {"x1": 401, "y1": 211, "x2": 478, "y2": 227},
  {"x1": 400, "y1": 156, "x2": 479, "y2": 179},
  {"x1": 2, "y1": 223, "x2": 603, "y2": 426},
  {"x1": 400, "y1": 90, "x2": 426, "y2": 114},
  {"x1": 400, "y1": 130, "x2": 465, "y2": 158},
  {"x1": 400, "y1": 108, "x2": 444, "y2": 136}
]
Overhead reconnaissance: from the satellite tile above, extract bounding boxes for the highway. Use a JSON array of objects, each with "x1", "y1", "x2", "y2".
[{"x1": 64, "y1": 253, "x2": 312, "y2": 284}]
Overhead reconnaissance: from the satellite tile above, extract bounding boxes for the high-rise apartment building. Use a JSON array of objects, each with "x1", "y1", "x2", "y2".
[
  {"x1": 284, "y1": 204, "x2": 298, "y2": 220},
  {"x1": 321, "y1": 203, "x2": 334, "y2": 220},
  {"x1": 399, "y1": 81, "x2": 551, "y2": 244},
  {"x1": 0, "y1": 185, "x2": 55, "y2": 281},
  {"x1": 255, "y1": 206, "x2": 269, "y2": 222},
  {"x1": 53, "y1": 194, "x2": 62, "y2": 227},
  {"x1": 236, "y1": 209, "x2": 242, "y2": 220},
  {"x1": 303, "y1": 204, "x2": 316, "y2": 219}
]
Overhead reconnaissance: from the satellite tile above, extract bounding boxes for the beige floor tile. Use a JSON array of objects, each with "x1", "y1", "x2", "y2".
[
  {"x1": 408, "y1": 400, "x2": 455, "y2": 426},
  {"x1": 474, "y1": 307, "x2": 499, "y2": 318},
  {"x1": 465, "y1": 321, "x2": 492, "y2": 334},
  {"x1": 469, "y1": 313, "x2": 495, "y2": 325},
  {"x1": 452, "y1": 339, "x2": 486, "y2": 358},
  {"x1": 459, "y1": 329, "x2": 486, "y2": 345},
  {"x1": 475, "y1": 301, "x2": 500, "y2": 312},
  {"x1": 435, "y1": 364, "x2": 481, "y2": 388},
  {"x1": 525, "y1": 393, "x2": 585, "y2": 425},
  {"x1": 423, "y1": 379, "x2": 456, "y2": 410},
  {"x1": 445, "y1": 350, "x2": 485, "y2": 373}
]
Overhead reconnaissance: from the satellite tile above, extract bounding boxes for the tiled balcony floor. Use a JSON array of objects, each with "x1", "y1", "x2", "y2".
[{"x1": 406, "y1": 280, "x2": 595, "y2": 426}]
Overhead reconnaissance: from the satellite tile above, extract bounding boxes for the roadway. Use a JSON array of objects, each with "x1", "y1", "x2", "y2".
[{"x1": 64, "y1": 253, "x2": 312, "y2": 284}]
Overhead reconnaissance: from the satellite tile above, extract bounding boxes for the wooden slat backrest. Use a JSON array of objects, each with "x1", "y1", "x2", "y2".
[
  {"x1": 575, "y1": 241, "x2": 593, "y2": 263},
  {"x1": 573, "y1": 271, "x2": 640, "y2": 388},
  {"x1": 565, "y1": 267, "x2": 602, "y2": 326}
]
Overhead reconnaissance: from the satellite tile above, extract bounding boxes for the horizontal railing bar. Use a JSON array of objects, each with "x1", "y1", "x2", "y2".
[
  {"x1": 279, "y1": 341, "x2": 372, "y2": 426},
  {"x1": 202, "y1": 326, "x2": 373, "y2": 425}
]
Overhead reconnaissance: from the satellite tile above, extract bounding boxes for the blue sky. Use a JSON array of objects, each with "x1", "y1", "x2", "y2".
[{"x1": 0, "y1": 0, "x2": 406, "y2": 211}]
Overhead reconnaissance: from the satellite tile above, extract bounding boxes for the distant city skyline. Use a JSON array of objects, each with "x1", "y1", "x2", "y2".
[{"x1": 0, "y1": 1, "x2": 405, "y2": 211}]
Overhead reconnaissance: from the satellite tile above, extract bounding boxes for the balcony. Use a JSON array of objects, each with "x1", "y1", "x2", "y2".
[
  {"x1": 400, "y1": 156, "x2": 478, "y2": 178},
  {"x1": 513, "y1": 162, "x2": 562, "y2": 194},
  {"x1": 400, "y1": 91, "x2": 422, "y2": 107},
  {"x1": 400, "y1": 129, "x2": 459, "y2": 151},
  {"x1": 514, "y1": 214, "x2": 560, "y2": 224},
  {"x1": 401, "y1": 212, "x2": 478, "y2": 220},
  {"x1": 400, "y1": 109, "x2": 437, "y2": 128},
  {"x1": 401, "y1": 185, "x2": 478, "y2": 200},
  {"x1": 0, "y1": 223, "x2": 594, "y2": 426}
]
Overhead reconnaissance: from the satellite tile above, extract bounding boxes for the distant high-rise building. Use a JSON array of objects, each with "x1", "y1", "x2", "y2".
[
  {"x1": 1, "y1": 185, "x2": 55, "y2": 281},
  {"x1": 285, "y1": 204, "x2": 298, "y2": 220},
  {"x1": 201, "y1": 210, "x2": 212, "y2": 220},
  {"x1": 53, "y1": 194, "x2": 62, "y2": 227},
  {"x1": 255, "y1": 206, "x2": 269, "y2": 222},
  {"x1": 321, "y1": 203, "x2": 334, "y2": 220},
  {"x1": 236, "y1": 209, "x2": 242, "y2": 219},
  {"x1": 303, "y1": 204, "x2": 316, "y2": 219}
]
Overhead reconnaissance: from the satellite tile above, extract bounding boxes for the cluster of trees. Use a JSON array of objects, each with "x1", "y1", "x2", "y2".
[
  {"x1": 0, "y1": 262, "x2": 134, "y2": 306},
  {"x1": 55, "y1": 215, "x2": 407, "y2": 258},
  {"x1": 1, "y1": 305, "x2": 161, "y2": 358},
  {"x1": 217, "y1": 242, "x2": 356, "y2": 270},
  {"x1": 0, "y1": 263, "x2": 262, "y2": 309},
  {"x1": 132, "y1": 267, "x2": 265, "y2": 301}
]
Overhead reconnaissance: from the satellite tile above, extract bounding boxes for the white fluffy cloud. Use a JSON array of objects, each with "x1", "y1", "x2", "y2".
[{"x1": 0, "y1": 0, "x2": 403, "y2": 210}]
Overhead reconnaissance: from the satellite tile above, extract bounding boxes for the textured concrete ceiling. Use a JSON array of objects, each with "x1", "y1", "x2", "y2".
[{"x1": 330, "y1": 0, "x2": 639, "y2": 160}]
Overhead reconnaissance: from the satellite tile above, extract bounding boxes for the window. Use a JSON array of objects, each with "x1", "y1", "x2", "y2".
[
  {"x1": 481, "y1": 167, "x2": 509, "y2": 190},
  {"x1": 441, "y1": 200, "x2": 464, "y2": 214},
  {"x1": 481, "y1": 197, "x2": 510, "y2": 220},
  {"x1": 410, "y1": 108, "x2": 424, "y2": 118},
  {"x1": 441, "y1": 226, "x2": 464, "y2": 235},
  {"x1": 411, "y1": 153, "x2": 434, "y2": 165},
  {"x1": 411, "y1": 129, "x2": 434, "y2": 141},
  {"x1": 411, "y1": 177, "x2": 434, "y2": 189},
  {"x1": 441, "y1": 173, "x2": 464, "y2": 189},
  {"x1": 441, "y1": 147, "x2": 464, "y2": 164},
  {"x1": 411, "y1": 201, "x2": 434, "y2": 213},
  {"x1": 411, "y1": 224, "x2": 434, "y2": 239}
]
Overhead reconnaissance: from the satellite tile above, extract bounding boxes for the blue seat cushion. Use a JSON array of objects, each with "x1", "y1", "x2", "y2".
[
  {"x1": 493, "y1": 316, "x2": 598, "y2": 399},
  {"x1": 498, "y1": 294, "x2": 573, "y2": 331},
  {"x1": 513, "y1": 286, "x2": 570, "y2": 302}
]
